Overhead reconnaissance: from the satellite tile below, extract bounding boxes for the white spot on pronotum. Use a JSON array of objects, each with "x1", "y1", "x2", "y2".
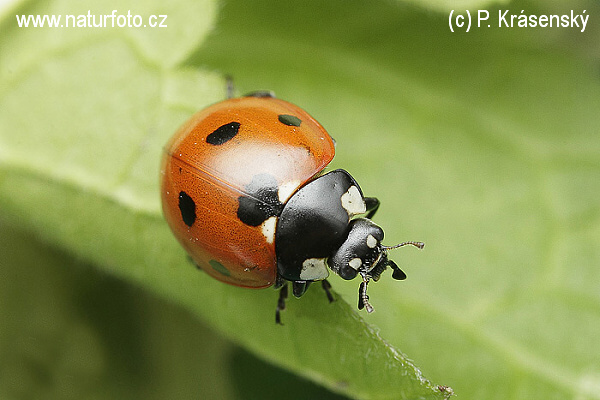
[
  {"x1": 261, "y1": 216, "x2": 277, "y2": 244},
  {"x1": 278, "y1": 180, "x2": 301, "y2": 203},
  {"x1": 341, "y1": 185, "x2": 366, "y2": 217},
  {"x1": 300, "y1": 258, "x2": 329, "y2": 280},
  {"x1": 348, "y1": 257, "x2": 362, "y2": 270},
  {"x1": 366, "y1": 234, "x2": 378, "y2": 249}
]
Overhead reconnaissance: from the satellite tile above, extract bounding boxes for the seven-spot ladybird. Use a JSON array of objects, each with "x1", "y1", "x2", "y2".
[{"x1": 160, "y1": 90, "x2": 423, "y2": 324}]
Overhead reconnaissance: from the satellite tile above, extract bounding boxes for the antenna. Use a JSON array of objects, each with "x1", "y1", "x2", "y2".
[{"x1": 382, "y1": 241, "x2": 424, "y2": 251}]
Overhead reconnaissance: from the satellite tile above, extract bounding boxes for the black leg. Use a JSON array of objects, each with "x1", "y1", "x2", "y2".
[
  {"x1": 225, "y1": 75, "x2": 235, "y2": 99},
  {"x1": 276, "y1": 284, "x2": 288, "y2": 325},
  {"x1": 358, "y1": 280, "x2": 374, "y2": 313},
  {"x1": 321, "y1": 280, "x2": 334, "y2": 303},
  {"x1": 364, "y1": 197, "x2": 380, "y2": 219},
  {"x1": 244, "y1": 90, "x2": 276, "y2": 98},
  {"x1": 358, "y1": 281, "x2": 366, "y2": 310},
  {"x1": 274, "y1": 272, "x2": 285, "y2": 289},
  {"x1": 388, "y1": 260, "x2": 407, "y2": 280}
]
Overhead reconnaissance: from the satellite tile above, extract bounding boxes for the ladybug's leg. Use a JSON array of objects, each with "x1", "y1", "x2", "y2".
[
  {"x1": 358, "y1": 279, "x2": 374, "y2": 313},
  {"x1": 364, "y1": 197, "x2": 380, "y2": 219},
  {"x1": 276, "y1": 284, "x2": 288, "y2": 325},
  {"x1": 387, "y1": 260, "x2": 407, "y2": 281},
  {"x1": 225, "y1": 75, "x2": 235, "y2": 99},
  {"x1": 244, "y1": 90, "x2": 276, "y2": 99},
  {"x1": 321, "y1": 279, "x2": 334, "y2": 303}
]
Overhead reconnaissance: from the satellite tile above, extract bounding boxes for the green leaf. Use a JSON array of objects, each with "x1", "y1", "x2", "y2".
[
  {"x1": 2, "y1": 0, "x2": 600, "y2": 399},
  {"x1": 0, "y1": 223, "x2": 353, "y2": 400},
  {"x1": 191, "y1": 1, "x2": 600, "y2": 398}
]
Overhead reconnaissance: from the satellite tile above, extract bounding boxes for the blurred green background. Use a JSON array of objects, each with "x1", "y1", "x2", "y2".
[
  {"x1": 0, "y1": 224, "x2": 350, "y2": 399},
  {"x1": 1, "y1": 0, "x2": 600, "y2": 399}
]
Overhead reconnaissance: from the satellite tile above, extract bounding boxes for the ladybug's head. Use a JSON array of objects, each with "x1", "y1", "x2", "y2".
[{"x1": 329, "y1": 218, "x2": 424, "y2": 313}]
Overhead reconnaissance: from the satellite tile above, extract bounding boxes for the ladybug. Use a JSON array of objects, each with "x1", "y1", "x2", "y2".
[{"x1": 160, "y1": 90, "x2": 423, "y2": 324}]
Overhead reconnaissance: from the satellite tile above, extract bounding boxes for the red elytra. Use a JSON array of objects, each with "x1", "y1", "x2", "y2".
[{"x1": 160, "y1": 95, "x2": 335, "y2": 288}]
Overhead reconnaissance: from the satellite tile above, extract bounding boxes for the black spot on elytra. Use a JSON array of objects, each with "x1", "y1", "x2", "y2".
[
  {"x1": 237, "y1": 174, "x2": 284, "y2": 226},
  {"x1": 209, "y1": 260, "x2": 230, "y2": 276},
  {"x1": 178, "y1": 191, "x2": 196, "y2": 227},
  {"x1": 278, "y1": 114, "x2": 302, "y2": 127},
  {"x1": 206, "y1": 122, "x2": 240, "y2": 145}
]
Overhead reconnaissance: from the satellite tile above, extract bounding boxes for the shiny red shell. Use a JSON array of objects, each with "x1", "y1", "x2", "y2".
[{"x1": 161, "y1": 96, "x2": 336, "y2": 288}]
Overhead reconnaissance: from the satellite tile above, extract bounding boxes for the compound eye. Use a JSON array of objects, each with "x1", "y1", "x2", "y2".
[{"x1": 338, "y1": 261, "x2": 359, "y2": 280}]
